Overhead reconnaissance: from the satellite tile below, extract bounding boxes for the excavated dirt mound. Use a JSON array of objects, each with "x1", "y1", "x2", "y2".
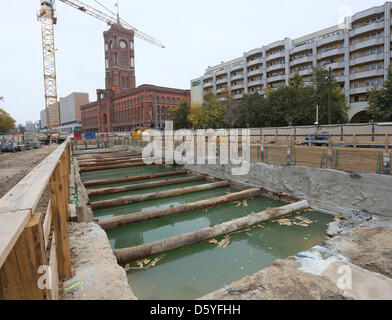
[
  {"x1": 327, "y1": 226, "x2": 392, "y2": 278},
  {"x1": 200, "y1": 258, "x2": 348, "y2": 300}
]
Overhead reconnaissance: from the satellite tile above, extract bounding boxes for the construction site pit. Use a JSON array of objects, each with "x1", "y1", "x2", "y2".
[{"x1": 78, "y1": 152, "x2": 335, "y2": 300}]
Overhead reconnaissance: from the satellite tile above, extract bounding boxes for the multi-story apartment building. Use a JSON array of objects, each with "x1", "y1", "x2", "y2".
[{"x1": 191, "y1": 2, "x2": 392, "y2": 122}]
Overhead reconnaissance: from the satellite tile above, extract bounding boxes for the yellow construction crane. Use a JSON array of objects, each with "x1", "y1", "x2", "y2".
[{"x1": 38, "y1": 0, "x2": 164, "y2": 140}]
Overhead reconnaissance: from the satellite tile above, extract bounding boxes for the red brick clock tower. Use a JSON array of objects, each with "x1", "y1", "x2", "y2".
[{"x1": 103, "y1": 22, "x2": 136, "y2": 96}]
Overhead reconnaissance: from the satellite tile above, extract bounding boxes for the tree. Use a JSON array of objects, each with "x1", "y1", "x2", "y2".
[
  {"x1": 17, "y1": 124, "x2": 26, "y2": 133},
  {"x1": 188, "y1": 102, "x2": 203, "y2": 129},
  {"x1": 221, "y1": 88, "x2": 239, "y2": 128},
  {"x1": 172, "y1": 98, "x2": 191, "y2": 130},
  {"x1": 0, "y1": 108, "x2": 16, "y2": 133},
  {"x1": 311, "y1": 67, "x2": 348, "y2": 124},
  {"x1": 200, "y1": 93, "x2": 225, "y2": 129},
  {"x1": 367, "y1": 66, "x2": 392, "y2": 122},
  {"x1": 237, "y1": 92, "x2": 270, "y2": 128}
]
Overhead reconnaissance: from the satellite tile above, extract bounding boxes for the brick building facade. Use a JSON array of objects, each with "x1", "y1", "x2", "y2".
[{"x1": 81, "y1": 23, "x2": 190, "y2": 133}]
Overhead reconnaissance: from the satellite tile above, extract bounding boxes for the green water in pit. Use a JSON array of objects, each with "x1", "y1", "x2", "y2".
[{"x1": 87, "y1": 165, "x2": 334, "y2": 300}]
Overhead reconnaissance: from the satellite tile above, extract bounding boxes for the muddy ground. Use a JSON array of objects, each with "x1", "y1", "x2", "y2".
[
  {"x1": 0, "y1": 144, "x2": 58, "y2": 198},
  {"x1": 0, "y1": 144, "x2": 58, "y2": 212}
]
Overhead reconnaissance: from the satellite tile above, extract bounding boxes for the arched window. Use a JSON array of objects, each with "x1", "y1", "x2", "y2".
[
  {"x1": 130, "y1": 40, "x2": 134, "y2": 50},
  {"x1": 105, "y1": 42, "x2": 108, "y2": 51},
  {"x1": 149, "y1": 95, "x2": 152, "y2": 103},
  {"x1": 105, "y1": 58, "x2": 109, "y2": 69},
  {"x1": 130, "y1": 56, "x2": 135, "y2": 68},
  {"x1": 161, "y1": 97, "x2": 164, "y2": 104},
  {"x1": 156, "y1": 96, "x2": 159, "y2": 104},
  {"x1": 172, "y1": 98, "x2": 175, "y2": 104},
  {"x1": 167, "y1": 97, "x2": 170, "y2": 104}
]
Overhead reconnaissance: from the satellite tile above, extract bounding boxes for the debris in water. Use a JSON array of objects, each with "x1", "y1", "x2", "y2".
[
  {"x1": 242, "y1": 199, "x2": 248, "y2": 207},
  {"x1": 277, "y1": 219, "x2": 293, "y2": 226},
  {"x1": 208, "y1": 238, "x2": 218, "y2": 244},
  {"x1": 236, "y1": 202, "x2": 242, "y2": 207},
  {"x1": 296, "y1": 216, "x2": 313, "y2": 224},
  {"x1": 293, "y1": 222, "x2": 309, "y2": 227},
  {"x1": 124, "y1": 254, "x2": 166, "y2": 270},
  {"x1": 217, "y1": 235, "x2": 231, "y2": 248}
]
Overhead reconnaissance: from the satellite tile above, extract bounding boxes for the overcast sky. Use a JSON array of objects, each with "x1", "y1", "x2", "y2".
[{"x1": 0, "y1": 0, "x2": 386, "y2": 125}]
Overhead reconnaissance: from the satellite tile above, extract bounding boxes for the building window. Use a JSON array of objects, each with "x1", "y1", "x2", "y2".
[
  {"x1": 156, "y1": 96, "x2": 159, "y2": 104},
  {"x1": 130, "y1": 40, "x2": 134, "y2": 50},
  {"x1": 161, "y1": 97, "x2": 164, "y2": 104},
  {"x1": 130, "y1": 56, "x2": 135, "y2": 68},
  {"x1": 167, "y1": 97, "x2": 170, "y2": 104},
  {"x1": 172, "y1": 98, "x2": 175, "y2": 104},
  {"x1": 149, "y1": 95, "x2": 152, "y2": 103}
]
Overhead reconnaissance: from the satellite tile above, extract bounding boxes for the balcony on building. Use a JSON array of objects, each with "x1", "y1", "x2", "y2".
[
  {"x1": 247, "y1": 79, "x2": 264, "y2": 87},
  {"x1": 247, "y1": 68, "x2": 264, "y2": 77},
  {"x1": 231, "y1": 63, "x2": 244, "y2": 72},
  {"x1": 290, "y1": 55, "x2": 314, "y2": 66},
  {"x1": 216, "y1": 68, "x2": 228, "y2": 77},
  {"x1": 203, "y1": 73, "x2": 213, "y2": 81},
  {"x1": 317, "y1": 47, "x2": 344, "y2": 60},
  {"x1": 267, "y1": 62, "x2": 286, "y2": 72},
  {"x1": 350, "y1": 68, "x2": 384, "y2": 81},
  {"x1": 231, "y1": 73, "x2": 245, "y2": 81},
  {"x1": 350, "y1": 52, "x2": 384, "y2": 66},
  {"x1": 350, "y1": 20, "x2": 385, "y2": 37},
  {"x1": 216, "y1": 77, "x2": 228, "y2": 85},
  {"x1": 350, "y1": 36, "x2": 384, "y2": 51},
  {"x1": 317, "y1": 32, "x2": 345, "y2": 47},
  {"x1": 267, "y1": 73, "x2": 286, "y2": 83},
  {"x1": 203, "y1": 81, "x2": 214, "y2": 88},
  {"x1": 247, "y1": 57, "x2": 263, "y2": 67},
  {"x1": 216, "y1": 87, "x2": 228, "y2": 94},
  {"x1": 231, "y1": 83, "x2": 244, "y2": 91}
]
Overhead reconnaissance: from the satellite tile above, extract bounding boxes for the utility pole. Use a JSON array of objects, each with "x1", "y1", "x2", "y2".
[{"x1": 328, "y1": 67, "x2": 332, "y2": 125}]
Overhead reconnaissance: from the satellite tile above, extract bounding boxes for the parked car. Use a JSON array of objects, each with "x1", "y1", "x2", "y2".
[
  {"x1": 305, "y1": 131, "x2": 330, "y2": 146},
  {"x1": 1, "y1": 140, "x2": 19, "y2": 152}
]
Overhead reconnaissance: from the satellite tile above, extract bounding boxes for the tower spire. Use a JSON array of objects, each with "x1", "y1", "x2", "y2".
[{"x1": 115, "y1": 2, "x2": 120, "y2": 25}]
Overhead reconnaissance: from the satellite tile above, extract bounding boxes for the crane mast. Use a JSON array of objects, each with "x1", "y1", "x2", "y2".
[
  {"x1": 39, "y1": 1, "x2": 60, "y2": 139},
  {"x1": 38, "y1": 0, "x2": 165, "y2": 139}
]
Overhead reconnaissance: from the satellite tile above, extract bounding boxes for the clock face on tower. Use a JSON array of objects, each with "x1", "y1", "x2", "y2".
[{"x1": 119, "y1": 40, "x2": 127, "y2": 49}]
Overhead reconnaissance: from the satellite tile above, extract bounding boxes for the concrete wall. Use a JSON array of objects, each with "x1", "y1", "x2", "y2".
[{"x1": 184, "y1": 161, "x2": 392, "y2": 217}]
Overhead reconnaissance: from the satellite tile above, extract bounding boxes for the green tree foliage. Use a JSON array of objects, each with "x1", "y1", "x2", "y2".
[
  {"x1": 367, "y1": 66, "x2": 392, "y2": 122},
  {"x1": 237, "y1": 92, "x2": 270, "y2": 127},
  {"x1": 188, "y1": 93, "x2": 225, "y2": 129},
  {"x1": 17, "y1": 124, "x2": 26, "y2": 133},
  {"x1": 200, "y1": 93, "x2": 225, "y2": 129},
  {"x1": 237, "y1": 70, "x2": 348, "y2": 127},
  {"x1": 172, "y1": 98, "x2": 191, "y2": 130},
  {"x1": 311, "y1": 67, "x2": 348, "y2": 124},
  {"x1": 188, "y1": 102, "x2": 203, "y2": 129},
  {"x1": 0, "y1": 108, "x2": 16, "y2": 133}
]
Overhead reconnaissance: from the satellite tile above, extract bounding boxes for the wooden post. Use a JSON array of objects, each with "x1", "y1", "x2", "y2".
[
  {"x1": 91, "y1": 181, "x2": 230, "y2": 210},
  {"x1": 84, "y1": 170, "x2": 188, "y2": 188},
  {"x1": 114, "y1": 200, "x2": 310, "y2": 264},
  {"x1": 99, "y1": 188, "x2": 262, "y2": 230},
  {"x1": 49, "y1": 162, "x2": 72, "y2": 281},
  {"x1": 60, "y1": 153, "x2": 70, "y2": 221},
  {"x1": 0, "y1": 213, "x2": 48, "y2": 300}
]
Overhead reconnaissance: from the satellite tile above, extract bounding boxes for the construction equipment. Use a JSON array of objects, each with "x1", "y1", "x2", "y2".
[{"x1": 37, "y1": 0, "x2": 164, "y2": 140}]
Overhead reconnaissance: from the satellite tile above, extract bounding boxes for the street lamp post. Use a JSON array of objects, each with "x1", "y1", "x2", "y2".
[{"x1": 328, "y1": 67, "x2": 332, "y2": 125}]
